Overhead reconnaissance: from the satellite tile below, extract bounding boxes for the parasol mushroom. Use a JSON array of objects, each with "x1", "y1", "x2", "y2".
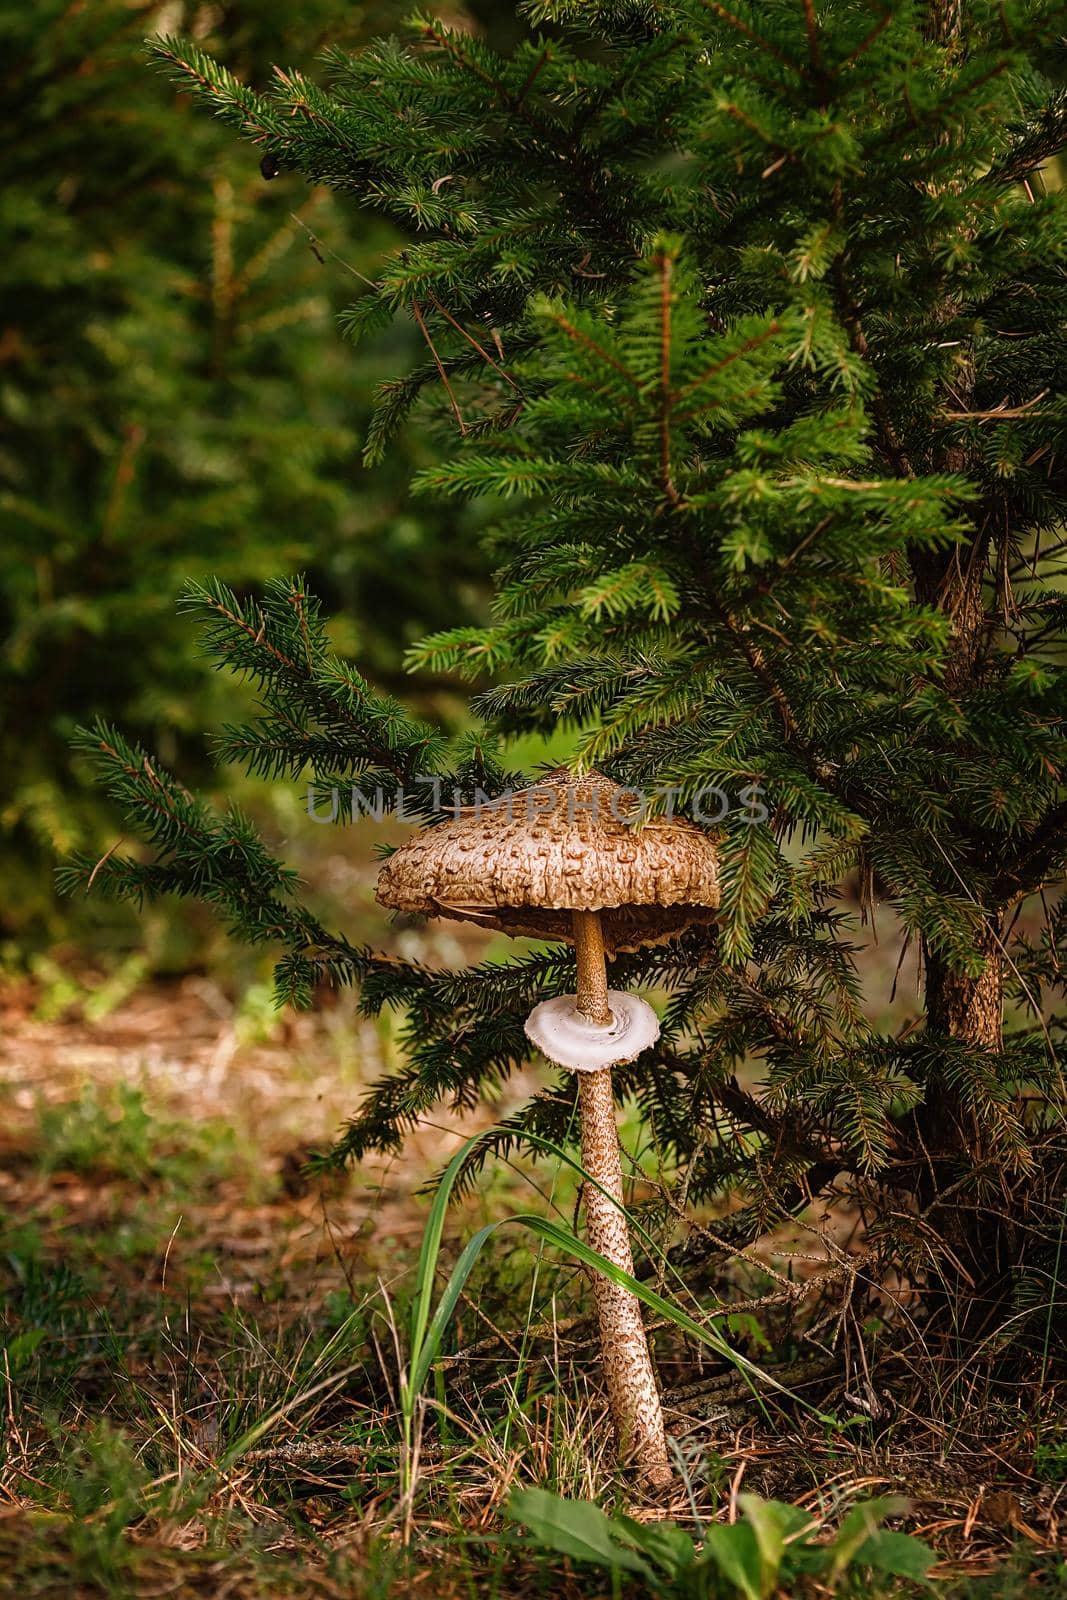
[{"x1": 376, "y1": 768, "x2": 720, "y2": 1489}]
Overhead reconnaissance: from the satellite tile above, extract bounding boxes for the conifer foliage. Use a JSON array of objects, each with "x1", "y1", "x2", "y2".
[
  {"x1": 1, "y1": 0, "x2": 484, "y2": 942},
  {"x1": 70, "y1": 3, "x2": 1067, "y2": 1368}
]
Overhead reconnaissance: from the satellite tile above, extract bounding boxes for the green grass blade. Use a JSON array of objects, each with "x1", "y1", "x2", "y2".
[
  {"x1": 411, "y1": 1221, "x2": 500, "y2": 1395},
  {"x1": 406, "y1": 1134, "x2": 487, "y2": 1400},
  {"x1": 406, "y1": 1201, "x2": 834, "y2": 1425}
]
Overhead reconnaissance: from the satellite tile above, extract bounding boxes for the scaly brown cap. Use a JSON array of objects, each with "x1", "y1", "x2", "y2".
[{"x1": 375, "y1": 768, "x2": 720, "y2": 954}]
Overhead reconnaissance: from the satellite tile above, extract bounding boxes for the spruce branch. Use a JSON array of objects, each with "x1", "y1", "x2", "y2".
[{"x1": 985, "y1": 92, "x2": 1067, "y2": 184}]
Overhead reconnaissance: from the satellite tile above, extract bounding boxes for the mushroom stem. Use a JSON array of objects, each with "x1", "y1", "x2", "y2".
[
  {"x1": 571, "y1": 910, "x2": 672, "y2": 1490},
  {"x1": 572, "y1": 908, "x2": 612, "y2": 1024}
]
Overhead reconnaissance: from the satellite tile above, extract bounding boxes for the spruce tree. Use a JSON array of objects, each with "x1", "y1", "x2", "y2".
[
  {"x1": 68, "y1": 1, "x2": 1067, "y2": 1385},
  {"x1": 0, "y1": 0, "x2": 489, "y2": 943}
]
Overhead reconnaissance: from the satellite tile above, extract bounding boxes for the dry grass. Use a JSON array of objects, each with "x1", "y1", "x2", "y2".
[{"x1": 0, "y1": 969, "x2": 1063, "y2": 1597}]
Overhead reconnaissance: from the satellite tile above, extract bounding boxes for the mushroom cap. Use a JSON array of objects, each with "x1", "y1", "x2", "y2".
[
  {"x1": 375, "y1": 767, "x2": 720, "y2": 954},
  {"x1": 525, "y1": 991, "x2": 661, "y2": 1071}
]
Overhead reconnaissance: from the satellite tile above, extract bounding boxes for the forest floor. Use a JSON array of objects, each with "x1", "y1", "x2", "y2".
[{"x1": 0, "y1": 967, "x2": 1063, "y2": 1597}]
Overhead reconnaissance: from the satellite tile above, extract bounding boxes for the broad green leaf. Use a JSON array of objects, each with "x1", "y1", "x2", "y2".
[
  {"x1": 701, "y1": 1522, "x2": 764, "y2": 1600},
  {"x1": 736, "y1": 1495, "x2": 812, "y2": 1593},
  {"x1": 617, "y1": 1513, "x2": 697, "y2": 1577},
  {"x1": 506, "y1": 1489, "x2": 653, "y2": 1577},
  {"x1": 826, "y1": 1495, "x2": 910, "y2": 1584},
  {"x1": 856, "y1": 1529, "x2": 937, "y2": 1583},
  {"x1": 3, "y1": 1327, "x2": 46, "y2": 1371}
]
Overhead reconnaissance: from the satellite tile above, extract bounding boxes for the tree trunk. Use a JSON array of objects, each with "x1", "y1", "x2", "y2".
[
  {"x1": 925, "y1": 0, "x2": 962, "y2": 45},
  {"x1": 919, "y1": 916, "x2": 1004, "y2": 1167},
  {"x1": 924, "y1": 920, "x2": 1004, "y2": 1048},
  {"x1": 917, "y1": 918, "x2": 1014, "y2": 1334}
]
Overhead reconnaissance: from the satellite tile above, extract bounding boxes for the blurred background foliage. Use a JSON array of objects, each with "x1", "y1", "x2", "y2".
[{"x1": 0, "y1": 0, "x2": 517, "y2": 953}]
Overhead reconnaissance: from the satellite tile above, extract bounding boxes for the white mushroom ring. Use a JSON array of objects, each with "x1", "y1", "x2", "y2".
[{"x1": 524, "y1": 990, "x2": 660, "y2": 1072}]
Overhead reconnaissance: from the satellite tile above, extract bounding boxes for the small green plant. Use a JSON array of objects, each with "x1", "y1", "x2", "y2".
[
  {"x1": 2, "y1": 1246, "x2": 98, "y2": 1389},
  {"x1": 27, "y1": 953, "x2": 148, "y2": 1025},
  {"x1": 37, "y1": 1083, "x2": 156, "y2": 1179},
  {"x1": 1034, "y1": 1437, "x2": 1067, "y2": 1483},
  {"x1": 507, "y1": 1486, "x2": 937, "y2": 1597},
  {"x1": 35, "y1": 1081, "x2": 238, "y2": 1190}
]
